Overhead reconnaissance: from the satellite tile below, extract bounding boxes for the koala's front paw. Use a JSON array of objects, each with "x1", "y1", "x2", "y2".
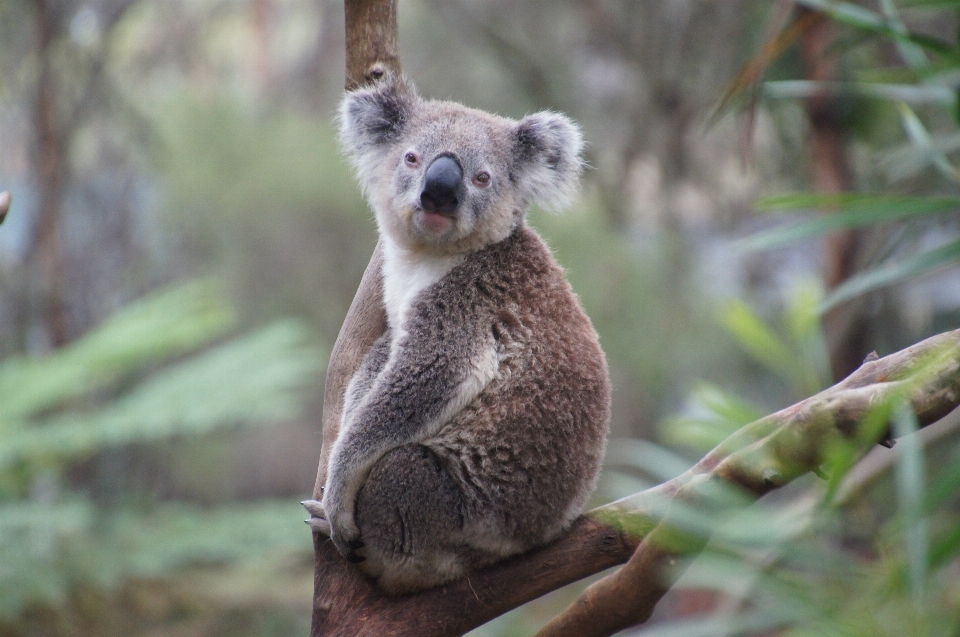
[
  {"x1": 301, "y1": 499, "x2": 331, "y2": 536},
  {"x1": 325, "y1": 502, "x2": 366, "y2": 563}
]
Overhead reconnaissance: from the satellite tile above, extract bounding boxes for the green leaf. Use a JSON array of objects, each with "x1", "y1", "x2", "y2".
[
  {"x1": 796, "y1": 0, "x2": 957, "y2": 56},
  {"x1": 893, "y1": 402, "x2": 928, "y2": 606},
  {"x1": 878, "y1": 0, "x2": 932, "y2": 69},
  {"x1": 882, "y1": 131, "x2": 960, "y2": 182},
  {"x1": 896, "y1": 102, "x2": 960, "y2": 182},
  {"x1": 742, "y1": 195, "x2": 960, "y2": 251},
  {"x1": 603, "y1": 438, "x2": 693, "y2": 482},
  {"x1": 821, "y1": 236, "x2": 960, "y2": 310},
  {"x1": 721, "y1": 301, "x2": 796, "y2": 383},
  {"x1": 763, "y1": 80, "x2": 955, "y2": 106},
  {"x1": 0, "y1": 279, "x2": 236, "y2": 423},
  {"x1": 0, "y1": 321, "x2": 322, "y2": 469},
  {"x1": 785, "y1": 281, "x2": 831, "y2": 394},
  {"x1": 928, "y1": 523, "x2": 960, "y2": 570},
  {"x1": 662, "y1": 383, "x2": 765, "y2": 451}
]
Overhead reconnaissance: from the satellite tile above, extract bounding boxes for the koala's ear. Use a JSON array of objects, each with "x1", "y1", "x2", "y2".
[
  {"x1": 511, "y1": 112, "x2": 584, "y2": 211},
  {"x1": 338, "y1": 77, "x2": 417, "y2": 180}
]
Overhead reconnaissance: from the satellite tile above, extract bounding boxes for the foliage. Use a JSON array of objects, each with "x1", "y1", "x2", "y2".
[
  {"x1": 737, "y1": 0, "x2": 960, "y2": 309},
  {"x1": 0, "y1": 280, "x2": 321, "y2": 630},
  {"x1": 615, "y1": 284, "x2": 960, "y2": 637}
]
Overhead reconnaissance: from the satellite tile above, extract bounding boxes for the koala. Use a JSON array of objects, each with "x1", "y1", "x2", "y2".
[{"x1": 303, "y1": 77, "x2": 610, "y2": 595}]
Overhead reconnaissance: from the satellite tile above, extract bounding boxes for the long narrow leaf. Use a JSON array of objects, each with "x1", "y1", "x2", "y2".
[
  {"x1": 883, "y1": 131, "x2": 960, "y2": 181},
  {"x1": 741, "y1": 196, "x2": 960, "y2": 251},
  {"x1": 893, "y1": 402, "x2": 929, "y2": 607},
  {"x1": 821, "y1": 236, "x2": 960, "y2": 309},
  {"x1": 796, "y1": 0, "x2": 956, "y2": 56},
  {"x1": 878, "y1": 0, "x2": 930, "y2": 68},
  {"x1": 721, "y1": 301, "x2": 797, "y2": 385},
  {"x1": 897, "y1": 102, "x2": 960, "y2": 182},
  {"x1": 763, "y1": 80, "x2": 955, "y2": 105}
]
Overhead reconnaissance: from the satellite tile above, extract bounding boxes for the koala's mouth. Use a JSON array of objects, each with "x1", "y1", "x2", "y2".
[{"x1": 414, "y1": 207, "x2": 456, "y2": 235}]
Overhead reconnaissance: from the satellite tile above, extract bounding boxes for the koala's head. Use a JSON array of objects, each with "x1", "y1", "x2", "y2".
[{"x1": 339, "y1": 77, "x2": 584, "y2": 255}]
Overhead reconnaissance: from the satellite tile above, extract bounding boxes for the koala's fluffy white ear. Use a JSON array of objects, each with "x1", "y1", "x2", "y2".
[
  {"x1": 338, "y1": 77, "x2": 417, "y2": 185},
  {"x1": 511, "y1": 112, "x2": 584, "y2": 211}
]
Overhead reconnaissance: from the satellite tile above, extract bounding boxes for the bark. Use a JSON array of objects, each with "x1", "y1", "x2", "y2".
[
  {"x1": 309, "y1": 2, "x2": 395, "y2": 635},
  {"x1": 343, "y1": 0, "x2": 401, "y2": 90}
]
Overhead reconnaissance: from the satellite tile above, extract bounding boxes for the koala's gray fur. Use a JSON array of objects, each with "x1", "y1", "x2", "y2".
[{"x1": 303, "y1": 77, "x2": 610, "y2": 594}]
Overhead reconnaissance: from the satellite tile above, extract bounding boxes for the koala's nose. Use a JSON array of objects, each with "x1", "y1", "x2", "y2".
[{"x1": 420, "y1": 155, "x2": 462, "y2": 215}]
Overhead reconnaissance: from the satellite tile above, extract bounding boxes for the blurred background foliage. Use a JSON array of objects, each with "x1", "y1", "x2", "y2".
[{"x1": 0, "y1": 0, "x2": 958, "y2": 636}]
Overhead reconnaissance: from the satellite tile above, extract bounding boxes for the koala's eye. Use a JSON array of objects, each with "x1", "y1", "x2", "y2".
[
  {"x1": 404, "y1": 152, "x2": 420, "y2": 167},
  {"x1": 473, "y1": 171, "x2": 491, "y2": 187}
]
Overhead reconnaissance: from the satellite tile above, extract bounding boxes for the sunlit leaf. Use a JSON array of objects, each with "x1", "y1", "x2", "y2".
[
  {"x1": 721, "y1": 300, "x2": 796, "y2": 383},
  {"x1": 662, "y1": 382, "x2": 764, "y2": 451}
]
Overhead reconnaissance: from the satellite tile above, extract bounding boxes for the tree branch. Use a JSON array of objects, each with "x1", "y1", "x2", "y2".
[
  {"x1": 536, "y1": 328, "x2": 960, "y2": 637},
  {"x1": 310, "y1": 311, "x2": 959, "y2": 636},
  {"x1": 312, "y1": 4, "x2": 960, "y2": 636}
]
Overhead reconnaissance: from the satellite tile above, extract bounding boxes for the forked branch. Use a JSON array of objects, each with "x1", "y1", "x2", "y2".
[
  {"x1": 537, "y1": 328, "x2": 960, "y2": 637},
  {"x1": 311, "y1": 2, "x2": 960, "y2": 635},
  {"x1": 312, "y1": 296, "x2": 960, "y2": 637}
]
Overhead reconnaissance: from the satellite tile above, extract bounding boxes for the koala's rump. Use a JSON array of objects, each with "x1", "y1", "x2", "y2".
[{"x1": 425, "y1": 226, "x2": 610, "y2": 549}]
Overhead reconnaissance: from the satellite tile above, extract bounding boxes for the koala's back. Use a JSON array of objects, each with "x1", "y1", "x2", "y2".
[{"x1": 405, "y1": 224, "x2": 610, "y2": 553}]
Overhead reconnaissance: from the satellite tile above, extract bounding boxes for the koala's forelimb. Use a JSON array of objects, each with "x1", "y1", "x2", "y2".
[{"x1": 322, "y1": 321, "x2": 497, "y2": 560}]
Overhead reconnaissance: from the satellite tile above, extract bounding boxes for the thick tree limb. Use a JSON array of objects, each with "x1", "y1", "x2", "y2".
[
  {"x1": 536, "y1": 328, "x2": 960, "y2": 637},
  {"x1": 309, "y1": 2, "x2": 395, "y2": 635},
  {"x1": 344, "y1": 0, "x2": 401, "y2": 90}
]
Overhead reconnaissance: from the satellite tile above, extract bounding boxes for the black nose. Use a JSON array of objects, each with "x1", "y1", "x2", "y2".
[{"x1": 420, "y1": 156, "x2": 462, "y2": 214}]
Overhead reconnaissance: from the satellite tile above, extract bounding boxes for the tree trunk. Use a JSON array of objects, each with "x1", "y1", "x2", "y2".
[
  {"x1": 308, "y1": 4, "x2": 960, "y2": 635},
  {"x1": 309, "y1": 2, "x2": 397, "y2": 635},
  {"x1": 29, "y1": 0, "x2": 69, "y2": 349},
  {"x1": 797, "y1": 7, "x2": 868, "y2": 382}
]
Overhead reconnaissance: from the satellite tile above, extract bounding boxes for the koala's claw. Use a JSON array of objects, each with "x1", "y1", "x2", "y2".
[{"x1": 301, "y1": 499, "x2": 331, "y2": 536}]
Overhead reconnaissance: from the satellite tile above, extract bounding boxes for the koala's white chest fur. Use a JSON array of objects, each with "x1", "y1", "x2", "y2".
[{"x1": 381, "y1": 236, "x2": 464, "y2": 338}]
